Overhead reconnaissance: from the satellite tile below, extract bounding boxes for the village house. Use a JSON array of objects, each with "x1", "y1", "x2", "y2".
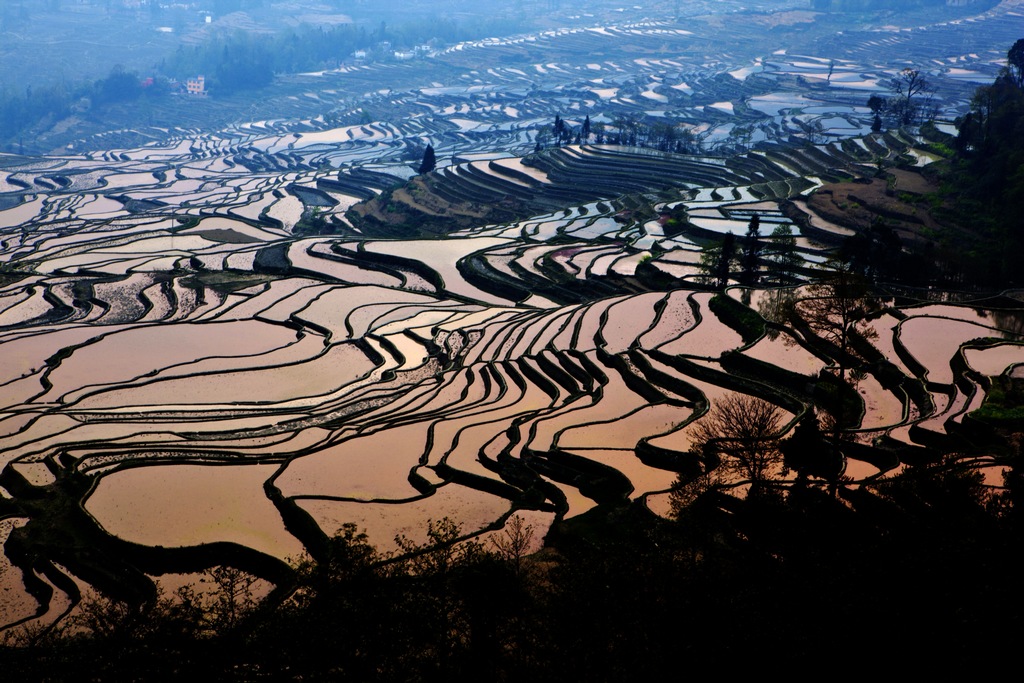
[{"x1": 186, "y1": 75, "x2": 206, "y2": 96}]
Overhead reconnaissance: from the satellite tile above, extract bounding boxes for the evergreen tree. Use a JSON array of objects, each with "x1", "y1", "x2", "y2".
[
  {"x1": 955, "y1": 111, "x2": 976, "y2": 155},
  {"x1": 944, "y1": 43, "x2": 1024, "y2": 285},
  {"x1": 740, "y1": 214, "x2": 761, "y2": 286},
  {"x1": 781, "y1": 409, "x2": 843, "y2": 481},
  {"x1": 867, "y1": 94, "x2": 886, "y2": 115},
  {"x1": 795, "y1": 258, "x2": 879, "y2": 378},
  {"x1": 582, "y1": 115, "x2": 591, "y2": 142},
  {"x1": 418, "y1": 144, "x2": 436, "y2": 174},
  {"x1": 1007, "y1": 38, "x2": 1024, "y2": 88},
  {"x1": 764, "y1": 224, "x2": 802, "y2": 284},
  {"x1": 867, "y1": 95, "x2": 886, "y2": 130},
  {"x1": 715, "y1": 232, "x2": 736, "y2": 290}
]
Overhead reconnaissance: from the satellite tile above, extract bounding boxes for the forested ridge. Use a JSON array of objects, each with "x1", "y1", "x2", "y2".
[{"x1": 938, "y1": 39, "x2": 1024, "y2": 285}]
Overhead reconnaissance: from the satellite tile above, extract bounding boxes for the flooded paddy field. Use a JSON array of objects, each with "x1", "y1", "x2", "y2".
[{"x1": 1, "y1": 1, "x2": 1023, "y2": 635}]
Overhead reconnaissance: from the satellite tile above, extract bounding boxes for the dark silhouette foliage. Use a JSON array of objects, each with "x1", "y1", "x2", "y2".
[
  {"x1": 740, "y1": 213, "x2": 761, "y2": 286},
  {"x1": 715, "y1": 232, "x2": 736, "y2": 289},
  {"x1": 418, "y1": 143, "x2": 437, "y2": 174},
  {"x1": 942, "y1": 39, "x2": 1024, "y2": 286},
  {"x1": 6, "y1": 456, "x2": 1023, "y2": 680}
]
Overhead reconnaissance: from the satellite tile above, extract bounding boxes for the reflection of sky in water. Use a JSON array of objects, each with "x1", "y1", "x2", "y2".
[
  {"x1": 748, "y1": 93, "x2": 819, "y2": 116},
  {"x1": 3, "y1": 3, "x2": 1023, "y2": 634}
]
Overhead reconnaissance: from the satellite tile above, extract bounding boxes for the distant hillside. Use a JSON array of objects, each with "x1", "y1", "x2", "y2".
[{"x1": 811, "y1": 0, "x2": 976, "y2": 10}]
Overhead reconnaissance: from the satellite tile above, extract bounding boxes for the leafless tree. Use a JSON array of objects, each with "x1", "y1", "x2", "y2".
[
  {"x1": 689, "y1": 394, "x2": 786, "y2": 493},
  {"x1": 795, "y1": 259, "x2": 879, "y2": 377},
  {"x1": 806, "y1": 118, "x2": 827, "y2": 144},
  {"x1": 888, "y1": 68, "x2": 933, "y2": 124},
  {"x1": 490, "y1": 514, "x2": 535, "y2": 580},
  {"x1": 395, "y1": 517, "x2": 483, "y2": 578},
  {"x1": 205, "y1": 565, "x2": 260, "y2": 631}
]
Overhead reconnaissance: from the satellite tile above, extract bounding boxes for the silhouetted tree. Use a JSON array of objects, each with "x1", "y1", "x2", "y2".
[
  {"x1": 715, "y1": 232, "x2": 736, "y2": 289},
  {"x1": 795, "y1": 259, "x2": 879, "y2": 377},
  {"x1": 867, "y1": 94, "x2": 886, "y2": 115},
  {"x1": 1007, "y1": 38, "x2": 1024, "y2": 88},
  {"x1": 689, "y1": 394, "x2": 786, "y2": 497},
  {"x1": 839, "y1": 218, "x2": 905, "y2": 282},
  {"x1": 697, "y1": 233, "x2": 738, "y2": 289},
  {"x1": 781, "y1": 408, "x2": 843, "y2": 482},
  {"x1": 740, "y1": 214, "x2": 761, "y2": 286},
  {"x1": 418, "y1": 144, "x2": 436, "y2": 173},
  {"x1": 489, "y1": 515, "x2": 535, "y2": 581},
  {"x1": 761, "y1": 224, "x2": 798, "y2": 282},
  {"x1": 553, "y1": 114, "x2": 567, "y2": 145},
  {"x1": 888, "y1": 68, "x2": 932, "y2": 125}
]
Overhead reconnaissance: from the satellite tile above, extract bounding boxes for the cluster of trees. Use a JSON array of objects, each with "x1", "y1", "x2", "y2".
[
  {"x1": 940, "y1": 39, "x2": 1024, "y2": 286},
  {"x1": 699, "y1": 41, "x2": 1023, "y2": 292},
  {"x1": 0, "y1": 65, "x2": 174, "y2": 151},
  {"x1": 536, "y1": 114, "x2": 706, "y2": 154},
  {"x1": 0, "y1": 1, "x2": 30, "y2": 31},
  {"x1": 534, "y1": 114, "x2": 589, "y2": 149},
  {"x1": 1, "y1": 85, "x2": 72, "y2": 152},
  {"x1": 161, "y1": 24, "x2": 374, "y2": 96},
  {"x1": 697, "y1": 216, "x2": 803, "y2": 289},
  {"x1": 160, "y1": 14, "x2": 527, "y2": 91},
  {"x1": 861, "y1": 39, "x2": 1024, "y2": 288},
  {"x1": 867, "y1": 67, "x2": 936, "y2": 130}
]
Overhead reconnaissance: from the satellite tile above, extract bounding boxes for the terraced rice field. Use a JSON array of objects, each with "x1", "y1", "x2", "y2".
[{"x1": 2, "y1": 1, "x2": 1023, "y2": 635}]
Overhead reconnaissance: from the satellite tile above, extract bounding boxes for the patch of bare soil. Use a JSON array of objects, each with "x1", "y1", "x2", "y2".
[
  {"x1": 698, "y1": 9, "x2": 821, "y2": 29},
  {"x1": 47, "y1": 116, "x2": 83, "y2": 137},
  {"x1": 347, "y1": 175, "x2": 527, "y2": 236},
  {"x1": 193, "y1": 229, "x2": 263, "y2": 244},
  {"x1": 888, "y1": 168, "x2": 936, "y2": 195},
  {"x1": 395, "y1": 178, "x2": 491, "y2": 219},
  {"x1": 756, "y1": 11, "x2": 822, "y2": 28},
  {"x1": 805, "y1": 169, "x2": 947, "y2": 244}
]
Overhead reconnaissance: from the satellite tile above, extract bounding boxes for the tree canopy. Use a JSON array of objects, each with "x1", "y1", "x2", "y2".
[
  {"x1": 688, "y1": 393, "x2": 785, "y2": 494},
  {"x1": 944, "y1": 39, "x2": 1024, "y2": 285},
  {"x1": 794, "y1": 258, "x2": 878, "y2": 375}
]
